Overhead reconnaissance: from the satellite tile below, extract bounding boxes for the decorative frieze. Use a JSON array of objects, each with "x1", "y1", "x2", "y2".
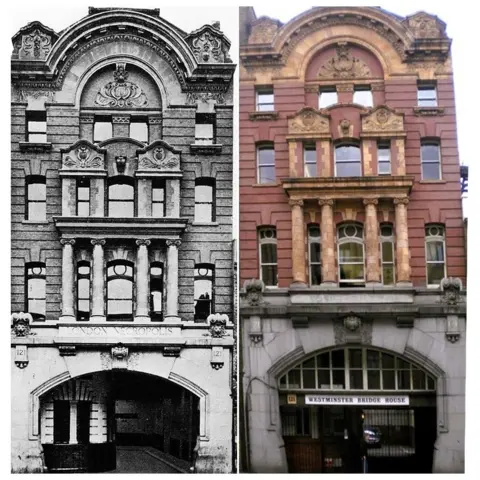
[
  {"x1": 186, "y1": 92, "x2": 226, "y2": 105},
  {"x1": 361, "y1": 106, "x2": 404, "y2": 135},
  {"x1": 288, "y1": 107, "x2": 330, "y2": 137},
  {"x1": 318, "y1": 43, "x2": 371, "y2": 79},
  {"x1": 137, "y1": 141, "x2": 181, "y2": 171},
  {"x1": 19, "y1": 28, "x2": 53, "y2": 61},
  {"x1": 61, "y1": 141, "x2": 106, "y2": 170}
]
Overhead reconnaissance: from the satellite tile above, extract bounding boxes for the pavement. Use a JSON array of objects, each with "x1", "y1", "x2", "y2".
[{"x1": 105, "y1": 446, "x2": 181, "y2": 473}]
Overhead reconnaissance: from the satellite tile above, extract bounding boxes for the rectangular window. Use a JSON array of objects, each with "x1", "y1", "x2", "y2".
[
  {"x1": 77, "y1": 262, "x2": 91, "y2": 321},
  {"x1": 26, "y1": 111, "x2": 47, "y2": 143},
  {"x1": 417, "y1": 84, "x2": 437, "y2": 107},
  {"x1": 421, "y1": 142, "x2": 441, "y2": 180},
  {"x1": 257, "y1": 145, "x2": 275, "y2": 183},
  {"x1": 150, "y1": 263, "x2": 164, "y2": 320},
  {"x1": 93, "y1": 116, "x2": 112, "y2": 143},
  {"x1": 26, "y1": 263, "x2": 46, "y2": 320},
  {"x1": 26, "y1": 176, "x2": 46, "y2": 221},
  {"x1": 308, "y1": 225, "x2": 321, "y2": 285},
  {"x1": 194, "y1": 265, "x2": 214, "y2": 322},
  {"x1": 319, "y1": 88, "x2": 338, "y2": 108},
  {"x1": 77, "y1": 178, "x2": 90, "y2": 216},
  {"x1": 256, "y1": 87, "x2": 274, "y2": 111},
  {"x1": 377, "y1": 142, "x2": 391, "y2": 175},
  {"x1": 304, "y1": 144, "x2": 317, "y2": 177},
  {"x1": 130, "y1": 118, "x2": 149, "y2": 143},
  {"x1": 195, "y1": 178, "x2": 215, "y2": 222},
  {"x1": 425, "y1": 225, "x2": 446, "y2": 286},
  {"x1": 259, "y1": 227, "x2": 278, "y2": 287},
  {"x1": 77, "y1": 402, "x2": 91, "y2": 445},
  {"x1": 353, "y1": 86, "x2": 373, "y2": 107},
  {"x1": 380, "y1": 225, "x2": 395, "y2": 285},
  {"x1": 152, "y1": 179, "x2": 165, "y2": 218},
  {"x1": 195, "y1": 113, "x2": 215, "y2": 145},
  {"x1": 53, "y1": 401, "x2": 70, "y2": 444}
]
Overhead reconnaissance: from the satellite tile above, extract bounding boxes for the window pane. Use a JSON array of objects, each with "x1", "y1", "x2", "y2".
[
  {"x1": 78, "y1": 265, "x2": 90, "y2": 275},
  {"x1": 28, "y1": 121, "x2": 46, "y2": 133},
  {"x1": 194, "y1": 279, "x2": 212, "y2": 299},
  {"x1": 366, "y1": 350, "x2": 380, "y2": 369},
  {"x1": 152, "y1": 187, "x2": 164, "y2": 202},
  {"x1": 422, "y1": 145, "x2": 440, "y2": 162},
  {"x1": 108, "y1": 278, "x2": 132, "y2": 298},
  {"x1": 349, "y1": 349, "x2": 363, "y2": 368},
  {"x1": 259, "y1": 166, "x2": 276, "y2": 183},
  {"x1": 353, "y1": 90, "x2": 373, "y2": 107},
  {"x1": 279, "y1": 375, "x2": 287, "y2": 388},
  {"x1": 28, "y1": 203, "x2": 46, "y2": 221},
  {"x1": 288, "y1": 369, "x2": 301, "y2": 388},
  {"x1": 302, "y1": 370, "x2": 316, "y2": 389},
  {"x1": 332, "y1": 370, "x2": 345, "y2": 389},
  {"x1": 28, "y1": 183, "x2": 46, "y2": 201},
  {"x1": 257, "y1": 92, "x2": 274, "y2": 111},
  {"x1": 196, "y1": 185, "x2": 213, "y2": 202},
  {"x1": 378, "y1": 162, "x2": 391, "y2": 175},
  {"x1": 339, "y1": 264, "x2": 364, "y2": 281},
  {"x1": 109, "y1": 184, "x2": 133, "y2": 200},
  {"x1": 397, "y1": 370, "x2": 411, "y2": 390},
  {"x1": 422, "y1": 162, "x2": 441, "y2": 180},
  {"x1": 261, "y1": 243, "x2": 277, "y2": 263},
  {"x1": 130, "y1": 122, "x2": 148, "y2": 142},
  {"x1": 383, "y1": 265, "x2": 395, "y2": 285},
  {"x1": 303, "y1": 357, "x2": 315, "y2": 369},
  {"x1": 339, "y1": 242, "x2": 363, "y2": 262},
  {"x1": 310, "y1": 242, "x2": 321, "y2": 263},
  {"x1": 258, "y1": 148, "x2": 274, "y2": 165},
  {"x1": 310, "y1": 265, "x2": 321, "y2": 285},
  {"x1": 77, "y1": 202, "x2": 90, "y2": 216},
  {"x1": 195, "y1": 124, "x2": 213, "y2": 140},
  {"x1": 331, "y1": 350, "x2": 344, "y2": 368},
  {"x1": 54, "y1": 401, "x2": 70, "y2": 444},
  {"x1": 319, "y1": 91, "x2": 338, "y2": 108},
  {"x1": 427, "y1": 376, "x2": 435, "y2": 390},
  {"x1": 336, "y1": 162, "x2": 361, "y2": 177},
  {"x1": 427, "y1": 263, "x2": 445, "y2": 285},
  {"x1": 305, "y1": 162, "x2": 317, "y2": 177},
  {"x1": 318, "y1": 353, "x2": 330, "y2": 368},
  {"x1": 94, "y1": 122, "x2": 112, "y2": 141},
  {"x1": 336, "y1": 146, "x2": 361, "y2": 162},
  {"x1": 108, "y1": 300, "x2": 133, "y2": 315},
  {"x1": 109, "y1": 201, "x2": 134, "y2": 217},
  {"x1": 426, "y1": 241, "x2": 445, "y2": 262},
  {"x1": 261, "y1": 265, "x2": 277, "y2": 286},
  {"x1": 28, "y1": 133, "x2": 47, "y2": 143},
  {"x1": 382, "y1": 353, "x2": 395, "y2": 369},
  {"x1": 349, "y1": 370, "x2": 363, "y2": 389},
  {"x1": 28, "y1": 278, "x2": 45, "y2": 298},
  {"x1": 382, "y1": 242, "x2": 394, "y2": 262},
  {"x1": 152, "y1": 203, "x2": 165, "y2": 217},
  {"x1": 412, "y1": 369, "x2": 426, "y2": 390},
  {"x1": 151, "y1": 291, "x2": 163, "y2": 312},
  {"x1": 78, "y1": 299, "x2": 90, "y2": 313},
  {"x1": 28, "y1": 299, "x2": 46, "y2": 316},
  {"x1": 195, "y1": 203, "x2": 212, "y2": 222},
  {"x1": 382, "y1": 370, "x2": 395, "y2": 389},
  {"x1": 78, "y1": 278, "x2": 90, "y2": 298},
  {"x1": 77, "y1": 187, "x2": 90, "y2": 201},
  {"x1": 367, "y1": 370, "x2": 381, "y2": 390},
  {"x1": 317, "y1": 370, "x2": 331, "y2": 389}
]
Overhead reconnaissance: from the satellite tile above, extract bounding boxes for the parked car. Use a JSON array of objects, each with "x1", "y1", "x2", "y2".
[{"x1": 363, "y1": 426, "x2": 382, "y2": 448}]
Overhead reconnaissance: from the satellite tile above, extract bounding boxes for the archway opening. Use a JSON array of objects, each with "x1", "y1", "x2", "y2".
[
  {"x1": 39, "y1": 371, "x2": 200, "y2": 473},
  {"x1": 278, "y1": 347, "x2": 437, "y2": 474}
]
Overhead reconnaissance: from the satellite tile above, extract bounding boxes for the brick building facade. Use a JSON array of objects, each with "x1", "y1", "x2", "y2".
[
  {"x1": 11, "y1": 8, "x2": 235, "y2": 473},
  {"x1": 239, "y1": 7, "x2": 466, "y2": 474}
]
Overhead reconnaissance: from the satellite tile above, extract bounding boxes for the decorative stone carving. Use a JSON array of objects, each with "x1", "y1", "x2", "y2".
[
  {"x1": 62, "y1": 142, "x2": 105, "y2": 169},
  {"x1": 333, "y1": 315, "x2": 372, "y2": 345},
  {"x1": 249, "y1": 333, "x2": 263, "y2": 344},
  {"x1": 318, "y1": 44, "x2": 371, "y2": 79},
  {"x1": 11, "y1": 313, "x2": 35, "y2": 337},
  {"x1": 362, "y1": 106, "x2": 404, "y2": 134},
  {"x1": 115, "y1": 156, "x2": 127, "y2": 174},
  {"x1": 91, "y1": 238, "x2": 106, "y2": 247},
  {"x1": 16, "y1": 90, "x2": 55, "y2": 103},
  {"x1": 137, "y1": 141, "x2": 181, "y2": 171},
  {"x1": 244, "y1": 279, "x2": 265, "y2": 306},
  {"x1": 343, "y1": 315, "x2": 361, "y2": 332},
  {"x1": 20, "y1": 29, "x2": 52, "y2": 60},
  {"x1": 289, "y1": 199, "x2": 304, "y2": 208},
  {"x1": 187, "y1": 25, "x2": 232, "y2": 64},
  {"x1": 135, "y1": 239, "x2": 151, "y2": 247},
  {"x1": 112, "y1": 116, "x2": 130, "y2": 124},
  {"x1": 100, "y1": 352, "x2": 112, "y2": 370},
  {"x1": 208, "y1": 313, "x2": 228, "y2": 338},
  {"x1": 405, "y1": 12, "x2": 445, "y2": 39},
  {"x1": 186, "y1": 92, "x2": 226, "y2": 105},
  {"x1": 14, "y1": 345, "x2": 29, "y2": 369},
  {"x1": 340, "y1": 119, "x2": 351, "y2": 136},
  {"x1": 95, "y1": 63, "x2": 147, "y2": 108},
  {"x1": 440, "y1": 277, "x2": 463, "y2": 306},
  {"x1": 211, "y1": 346, "x2": 224, "y2": 370},
  {"x1": 166, "y1": 239, "x2": 182, "y2": 248},
  {"x1": 249, "y1": 17, "x2": 282, "y2": 45},
  {"x1": 111, "y1": 344, "x2": 129, "y2": 359},
  {"x1": 288, "y1": 107, "x2": 330, "y2": 136}
]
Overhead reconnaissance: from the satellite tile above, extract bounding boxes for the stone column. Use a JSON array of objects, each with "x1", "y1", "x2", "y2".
[
  {"x1": 289, "y1": 199, "x2": 306, "y2": 287},
  {"x1": 135, "y1": 239, "x2": 151, "y2": 321},
  {"x1": 60, "y1": 238, "x2": 76, "y2": 321},
  {"x1": 363, "y1": 199, "x2": 381, "y2": 284},
  {"x1": 165, "y1": 239, "x2": 181, "y2": 322},
  {"x1": 319, "y1": 199, "x2": 336, "y2": 285},
  {"x1": 91, "y1": 239, "x2": 106, "y2": 320},
  {"x1": 394, "y1": 198, "x2": 411, "y2": 284},
  {"x1": 69, "y1": 401, "x2": 78, "y2": 444}
]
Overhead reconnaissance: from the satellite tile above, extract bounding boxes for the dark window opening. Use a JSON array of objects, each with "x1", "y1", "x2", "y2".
[
  {"x1": 194, "y1": 264, "x2": 214, "y2": 322},
  {"x1": 77, "y1": 261, "x2": 91, "y2": 321},
  {"x1": 152, "y1": 178, "x2": 165, "y2": 218},
  {"x1": 53, "y1": 401, "x2": 70, "y2": 444},
  {"x1": 150, "y1": 262, "x2": 164, "y2": 321}
]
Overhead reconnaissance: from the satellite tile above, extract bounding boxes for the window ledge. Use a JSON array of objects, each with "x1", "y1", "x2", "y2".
[
  {"x1": 192, "y1": 222, "x2": 219, "y2": 226},
  {"x1": 249, "y1": 111, "x2": 279, "y2": 121},
  {"x1": 19, "y1": 141, "x2": 52, "y2": 152},
  {"x1": 22, "y1": 220, "x2": 49, "y2": 225},
  {"x1": 189, "y1": 143, "x2": 222, "y2": 155},
  {"x1": 251, "y1": 182, "x2": 279, "y2": 187},
  {"x1": 413, "y1": 106, "x2": 445, "y2": 116},
  {"x1": 419, "y1": 180, "x2": 446, "y2": 184}
]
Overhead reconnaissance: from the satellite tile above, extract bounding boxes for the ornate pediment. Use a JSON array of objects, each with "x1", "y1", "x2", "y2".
[
  {"x1": 288, "y1": 107, "x2": 330, "y2": 137},
  {"x1": 186, "y1": 25, "x2": 232, "y2": 64},
  {"x1": 249, "y1": 17, "x2": 282, "y2": 45},
  {"x1": 404, "y1": 12, "x2": 446, "y2": 39},
  {"x1": 61, "y1": 141, "x2": 106, "y2": 170},
  {"x1": 12, "y1": 21, "x2": 58, "y2": 61},
  {"x1": 95, "y1": 63, "x2": 148, "y2": 108},
  {"x1": 361, "y1": 106, "x2": 404, "y2": 136},
  {"x1": 137, "y1": 141, "x2": 181, "y2": 171},
  {"x1": 318, "y1": 43, "x2": 371, "y2": 79}
]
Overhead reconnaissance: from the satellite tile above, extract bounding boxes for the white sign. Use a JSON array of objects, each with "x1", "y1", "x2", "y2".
[{"x1": 305, "y1": 395, "x2": 409, "y2": 406}]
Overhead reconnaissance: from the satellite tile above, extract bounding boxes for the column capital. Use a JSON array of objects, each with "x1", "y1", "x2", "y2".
[
  {"x1": 394, "y1": 197, "x2": 409, "y2": 206},
  {"x1": 60, "y1": 238, "x2": 76, "y2": 246},
  {"x1": 166, "y1": 239, "x2": 182, "y2": 248},
  {"x1": 318, "y1": 199, "x2": 334, "y2": 207},
  {"x1": 136, "y1": 239, "x2": 151, "y2": 247},
  {"x1": 363, "y1": 198, "x2": 379, "y2": 206},
  {"x1": 289, "y1": 199, "x2": 304, "y2": 208},
  {"x1": 91, "y1": 238, "x2": 106, "y2": 246}
]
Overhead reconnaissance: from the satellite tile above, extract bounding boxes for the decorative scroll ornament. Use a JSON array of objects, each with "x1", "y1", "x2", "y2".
[
  {"x1": 405, "y1": 12, "x2": 444, "y2": 39},
  {"x1": 95, "y1": 63, "x2": 147, "y2": 108},
  {"x1": 208, "y1": 313, "x2": 228, "y2": 338},
  {"x1": 192, "y1": 32, "x2": 223, "y2": 63},
  {"x1": 138, "y1": 147, "x2": 179, "y2": 170},
  {"x1": 244, "y1": 279, "x2": 265, "y2": 306},
  {"x1": 362, "y1": 107, "x2": 404, "y2": 133},
  {"x1": 63, "y1": 145, "x2": 104, "y2": 169},
  {"x1": 11, "y1": 313, "x2": 35, "y2": 337},
  {"x1": 343, "y1": 315, "x2": 362, "y2": 332},
  {"x1": 249, "y1": 17, "x2": 281, "y2": 45},
  {"x1": 186, "y1": 92, "x2": 226, "y2": 105},
  {"x1": 288, "y1": 108, "x2": 330, "y2": 135},
  {"x1": 318, "y1": 44, "x2": 371, "y2": 79},
  {"x1": 21, "y1": 29, "x2": 52, "y2": 59},
  {"x1": 440, "y1": 277, "x2": 463, "y2": 306}
]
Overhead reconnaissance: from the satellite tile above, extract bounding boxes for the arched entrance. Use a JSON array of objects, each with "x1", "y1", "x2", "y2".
[
  {"x1": 39, "y1": 371, "x2": 200, "y2": 473},
  {"x1": 278, "y1": 346, "x2": 437, "y2": 474}
]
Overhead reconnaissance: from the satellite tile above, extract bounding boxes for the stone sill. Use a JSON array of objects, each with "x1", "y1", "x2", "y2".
[
  {"x1": 419, "y1": 180, "x2": 447, "y2": 184},
  {"x1": 19, "y1": 141, "x2": 52, "y2": 152},
  {"x1": 189, "y1": 143, "x2": 222, "y2": 155},
  {"x1": 22, "y1": 220, "x2": 50, "y2": 225},
  {"x1": 251, "y1": 182, "x2": 280, "y2": 187},
  {"x1": 248, "y1": 111, "x2": 279, "y2": 121},
  {"x1": 191, "y1": 222, "x2": 219, "y2": 227},
  {"x1": 413, "y1": 106, "x2": 445, "y2": 116}
]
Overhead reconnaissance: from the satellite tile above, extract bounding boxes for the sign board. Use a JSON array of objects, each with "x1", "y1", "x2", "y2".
[
  {"x1": 287, "y1": 394, "x2": 297, "y2": 405},
  {"x1": 305, "y1": 395, "x2": 409, "y2": 406}
]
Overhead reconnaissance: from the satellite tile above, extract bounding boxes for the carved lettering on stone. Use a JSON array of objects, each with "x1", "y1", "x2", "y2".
[
  {"x1": 288, "y1": 108, "x2": 330, "y2": 136},
  {"x1": 318, "y1": 44, "x2": 371, "y2": 79}
]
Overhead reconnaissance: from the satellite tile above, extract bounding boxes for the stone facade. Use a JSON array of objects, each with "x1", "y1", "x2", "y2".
[
  {"x1": 239, "y1": 6, "x2": 466, "y2": 474},
  {"x1": 11, "y1": 8, "x2": 235, "y2": 474}
]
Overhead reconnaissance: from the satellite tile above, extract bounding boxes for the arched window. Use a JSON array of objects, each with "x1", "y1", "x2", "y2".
[
  {"x1": 278, "y1": 347, "x2": 436, "y2": 392},
  {"x1": 77, "y1": 261, "x2": 91, "y2": 321},
  {"x1": 335, "y1": 144, "x2": 361, "y2": 177},
  {"x1": 26, "y1": 175, "x2": 46, "y2": 221},
  {"x1": 380, "y1": 224, "x2": 395, "y2": 285},
  {"x1": 150, "y1": 262, "x2": 164, "y2": 320},
  {"x1": 195, "y1": 178, "x2": 215, "y2": 222},
  {"x1": 337, "y1": 223, "x2": 365, "y2": 286},
  {"x1": 107, "y1": 260, "x2": 134, "y2": 320},
  {"x1": 425, "y1": 224, "x2": 446, "y2": 286},
  {"x1": 108, "y1": 176, "x2": 134, "y2": 217},
  {"x1": 26, "y1": 262, "x2": 46, "y2": 320},
  {"x1": 258, "y1": 227, "x2": 277, "y2": 287},
  {"x1": 194, "y1": 264, "x2": 214, "y2": 322},
  {"x1": 308, "y1": 224, "x2": 321, "y2": 285}
]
